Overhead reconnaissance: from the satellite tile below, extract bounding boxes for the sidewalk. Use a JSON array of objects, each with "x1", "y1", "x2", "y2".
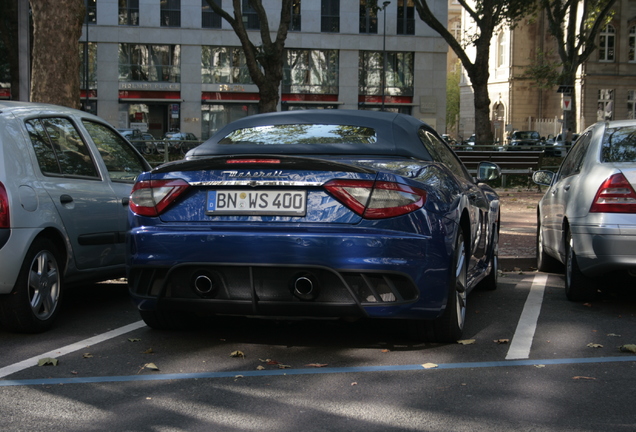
[{"x1": 497, "y1": 188, "x2": 544, "y2": 271}]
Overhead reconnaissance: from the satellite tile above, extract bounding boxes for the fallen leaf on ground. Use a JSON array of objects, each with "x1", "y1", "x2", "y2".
[
  {"x1": 351, "y1": 382, "x2": 358, "y2": 386},
  {"x1": 144, "y1": 363, "x2": 160, "y2": 371},
  {"x1": 457, "y1": 339, "x2": 475, "y2": 345},
  {"x1": 422, "y1": 363, "x2": 438, "y2": 369},
  {"x1": 494, "y1": 339, "x2": 510, "y2": 344},
  {"x1": 534, "y1": 364, "x2": 546, "y2": 368},
  {"x1": 143, "y1": 348, "x2": 154, "y2": 354},
  {"x1": 128, "y1": 338, "x2": 141, "y2": 342},
  {"x1": 573, "y1": 376, "x2": 596, "y2": 380},
  {"x1": 82, "y1": 353, "x2": 93, "y2": 359},
  {"x1": 305, "y1": 363, "x2": 328, "y2": 368},
  {"x1": 587, "y1": 343, "x2": 603, "y2": 348},
  {"x1": 230, "y1": 351, "x2": 245, "y2": 358},
  {"x1": 619, "y1": 344, "x2": 636, "y2": 353},
  {"x1": 37, "y1": 357, "x2": 58, "y2": 367},
  {"x1": 381, "y1": 349, "x2": 390, "y2": 353},
  {"x1": 256, "y1": 365, "x2": 266, "y2": 370},
  {"x1": 278, "y1": 364, "x2": 291, "y2": 369},
  {"x1": 607, "y1": 333, "x2": 621, "y2": 337}
]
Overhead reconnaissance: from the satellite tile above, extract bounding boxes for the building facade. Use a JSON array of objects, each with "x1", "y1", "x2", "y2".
[
  {"x1": 60, "y1": 0, "x2": 449, "y2": 140},
  {"x1": 459, "y1": 0, "x2": 636, "y2": 142}
]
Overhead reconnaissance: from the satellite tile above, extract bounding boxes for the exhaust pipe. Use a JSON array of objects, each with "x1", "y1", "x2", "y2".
[
  {"x1": 290, "y1": 272, "x2": 321, "y2": 301},
  {"x1": 191, "y1": 271, "x2": 219, "y2": 298}
]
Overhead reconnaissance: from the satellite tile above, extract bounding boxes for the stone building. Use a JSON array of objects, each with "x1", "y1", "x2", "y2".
[{"x1": 458, "y1": 0, "x2": 636, "y2": 142}]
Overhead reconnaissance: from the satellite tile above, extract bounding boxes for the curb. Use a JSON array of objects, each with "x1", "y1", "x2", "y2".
[{"x1": 500, "y1": 256, "x2": 536, "y2": 272}]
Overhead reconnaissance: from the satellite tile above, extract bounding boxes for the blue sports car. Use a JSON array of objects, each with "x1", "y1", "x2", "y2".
[{"x1": 127, "y1": 110, "x2": 501, "y2": 342}]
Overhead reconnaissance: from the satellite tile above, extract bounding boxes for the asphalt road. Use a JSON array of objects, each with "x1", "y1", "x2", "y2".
[{"x1": 1, "y1": 272, "x2": 635, "y2": 432}]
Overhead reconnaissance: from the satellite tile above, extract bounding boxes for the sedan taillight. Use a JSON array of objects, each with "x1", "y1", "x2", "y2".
[
  {"x1": 130, "y1": 179, "x2": 190, "y2": 217},
  {"x1": 0, "y1": 181, "x2": 9, "y2": 228},
  {"x1": 324, "y1": 179, "x2": 427, "y2": 219},
  {"x1": 590, "y1": 173, "x2": 636, "y2": 213}
]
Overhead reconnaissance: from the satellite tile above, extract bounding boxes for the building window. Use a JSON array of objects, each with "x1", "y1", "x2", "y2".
[
  {"x1": 628, "y1": 91, "x2": 636, "y2": 119},
  {"x1": 79, "y1": 42, "x2": 97, "y2": 90},
  {"x1": 496, "y1": 32, "x2": 506, "y2": 68},
  {"x1": 321, "y1": 0, "x2": 339, "y2": 33},
  {"x1": 161, "y1": 0, "x2": 181, "y2": 28},
  {"x1": 242, "y1": 0, "x2": 260, "y2": 30},
  {"x1": 202, "y1": 0, "x2": 222, "y2": 29},
  {"x1": 629, "y1": 26, "x2": 636, "y2": 62},
  {"x1": 597, "y1": 89, "x2": 614, "y2": 121},
  {"x1": 599, "y1": 24, "x2": 615, "y2": 62},
  {"x1": 119, "y1": 0, "x2": 139, "y2": 26},
  {"x1": 290, "y1": 1, "x2": 301, "y2": 31},
  {"x1": 397, "y1": 0, "x2": 414, "y2": 35},
  {"x1": 84, "y1": 0, "x2": 96, "y2": 24},
  {"x1": 451, "y1": 19, "x2": 461, "y2": 40},
  {"x1": 119, "y1": 44, "x2": 181, "y2": 82},
  {"x1": 359, "y1": 51, "x2": 414, "y2": 96},
  {"x1": 202, "y1": 46, "x2": 253, "y2": 84},
  {"x1": 359, "y1": 0, "x2": 378, "y2": 34},
  {"x1": 283, "y1": 49, "x2": 339, "y2": 94}
]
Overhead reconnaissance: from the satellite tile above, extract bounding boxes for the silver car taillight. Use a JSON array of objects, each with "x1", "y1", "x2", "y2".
[{"x1": 590, "y1": 173, "x2": 636, "y2": 213}]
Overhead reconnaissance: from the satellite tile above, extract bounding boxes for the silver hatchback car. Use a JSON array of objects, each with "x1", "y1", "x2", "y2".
[
  {"x1": 0, "y1": 102, "x2": 150, "y2": 332},
  {"x1": 533, "y1": 120, "x2": 636, "y2": 301}
]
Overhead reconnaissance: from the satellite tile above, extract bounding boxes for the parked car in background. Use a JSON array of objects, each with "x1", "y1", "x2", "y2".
[
  {"x1": 0, "y1": 102, "x2": 151, "y2": 332},
  {"x1": 117, "y1": 128, "x2": 145, "y2": 153},
  {"x1": 506, "y1": 130, "x2": 542, "y2": 151},
  {"x1": 163, "y1": 131, "x2": 199, "y2": 154},
  {"x1": 140, "y1": 132, "x2": 156, "y2": 154},
  {"x1": 127, "y1": 110, "x2": 501, "y2": 342},
  {"x1": 533, "y1": 120, "x2": 636, "y2": 301},
  {"x1": 544, "y1": 132, "x2": 579, "y2": 157}
]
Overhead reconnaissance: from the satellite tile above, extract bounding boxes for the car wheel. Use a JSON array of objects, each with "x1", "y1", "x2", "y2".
[
  {"x1": 143, "y1": 145, "x2": 154, "y2": 155},
  {"x1": 478, "y1": 224, "x2": 498, "y2": 291},
  {"x1": 536, "y1": 214, "x2": 561, "y2": 273},
  {"x1": 140, "y1": 309, "x2": 195, "y2": 330},
  {"x1": 411, "y1": 229, "x2": 467, "y2": 342},
  {"x1": 0, "y1": 238, "x2": 62, "y2": 333},
  {"x1": 564, "y1": 230, "x2": 598, "y2": 302}
]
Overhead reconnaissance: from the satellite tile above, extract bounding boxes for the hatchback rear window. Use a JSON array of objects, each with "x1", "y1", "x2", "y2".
[
  {"x1": 601, "y1": 126, "x2": 636, "y2": 162},
  {"x1": 218, "y1": 124, "x2": 377, "y2": 145}
]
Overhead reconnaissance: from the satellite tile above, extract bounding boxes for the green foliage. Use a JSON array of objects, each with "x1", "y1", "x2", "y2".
[{"x1": 522, "y1": 50, "x2": 563, "y2": 89}]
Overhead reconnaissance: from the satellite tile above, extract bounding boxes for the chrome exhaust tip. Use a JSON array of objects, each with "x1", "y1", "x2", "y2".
[{"x1": 290, "y1": 272, "x2": 320, "y2": 301}]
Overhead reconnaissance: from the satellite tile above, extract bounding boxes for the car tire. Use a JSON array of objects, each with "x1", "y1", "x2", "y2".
[
  {"x1": 478, "y1": 224, "x2": 498, "y2": 291},
  {"x1": 564, "y1": 230, "x2": 598, "y2": 302},
  {"x1": 536, "y1": 214, "x2": 561, "y2": 273},
  {"x1": 411, "y1": 229, "x2": 467, "y2": 342},
  {"x1": 0, "y1": 238, "x2": 63, "y2": 333},
  {"x1": 143, "y1": 145, "x2": 154, "y2": 155},
  {"x1": 140, "y1": 309, "x2": 195, "y2": 330}
]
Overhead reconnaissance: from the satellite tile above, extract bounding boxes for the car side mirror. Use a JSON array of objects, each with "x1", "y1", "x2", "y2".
[
  {"x1": 476, "y1": 162, "x2": 501, "y2": 182},
  {"x1": 532, "y1": 170, "x2": 554, "y2": 186}
]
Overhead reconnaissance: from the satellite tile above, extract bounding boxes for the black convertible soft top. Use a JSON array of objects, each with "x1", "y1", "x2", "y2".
[{"x1": 187, "y1": 110, "x2": 436, "y2": 161}]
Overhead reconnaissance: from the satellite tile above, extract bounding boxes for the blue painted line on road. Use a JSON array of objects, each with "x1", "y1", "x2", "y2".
[{"x1": 1, "y1": 355, "x2": 634, "y2": 387}]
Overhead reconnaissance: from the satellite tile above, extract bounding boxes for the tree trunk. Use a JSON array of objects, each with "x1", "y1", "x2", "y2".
[
  {"x1": 30, "y1": 0, "x2": 84, "y2": 109},
  {"x1": 0, "y1": 0, "x2": 20, "y2": 100}
]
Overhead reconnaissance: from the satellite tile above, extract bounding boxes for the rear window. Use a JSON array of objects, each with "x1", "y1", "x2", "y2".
[
  {"x1": 218, "y1": 124, "x2": 377, "y2": 145},
  {"x1": 601, "y1": 126, "x2": 636, "y2": 162}
]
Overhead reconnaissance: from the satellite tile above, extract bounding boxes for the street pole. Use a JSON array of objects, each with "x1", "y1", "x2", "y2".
[{"x1": 381, "y1": 1, "x2": 390, "y2": 111}]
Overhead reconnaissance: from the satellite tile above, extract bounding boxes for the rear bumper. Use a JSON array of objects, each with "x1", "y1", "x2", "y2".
[
  {"x1": 571, "y1": 223, "x2": 636, "y2": 276},
  {"x1": 127, "y1": 225, "x2": 452, "y2": 320},
  {"x1": 0, "y1": 228, "x2": 38, "y2": 293}
]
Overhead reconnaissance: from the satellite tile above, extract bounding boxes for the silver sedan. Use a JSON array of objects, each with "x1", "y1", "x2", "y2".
[{"x1": 533, "y1": 120, "x2": 636, "y2": 301}]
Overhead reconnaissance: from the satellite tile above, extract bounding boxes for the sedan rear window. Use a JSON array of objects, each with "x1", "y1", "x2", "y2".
[
  {"x1": 218, "y1": 124, "x2": 377, "y2": 145},
  {"x1": 601, "y1": 126, "x2": 636, "y2": 162}
]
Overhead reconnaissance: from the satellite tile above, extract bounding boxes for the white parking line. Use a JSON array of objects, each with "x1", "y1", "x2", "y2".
[
  {"x1": 0, "y1": 320, "x2": 146, "y2": 379},
  {"x1": 506, "y1": 273, "x2": 548, "y2": 360}
]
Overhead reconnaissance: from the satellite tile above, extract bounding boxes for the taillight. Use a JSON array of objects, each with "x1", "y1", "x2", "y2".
[
  {"x1": 324, "y1": 179, "x2": 427, "y2": 219},
  {"x1": 129, "y1": 178, "x2": 190, "y2": 217},
  {"x1": 0, "y1": 181, "x2": 9, "y2": 228},
  {"x1": 590, "y1": 173, "x2": 636, "y2": 213}
]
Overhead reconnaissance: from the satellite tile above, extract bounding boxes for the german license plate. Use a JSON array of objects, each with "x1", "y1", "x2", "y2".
[{"x1": 206, "y1": 190, "x2": 307, "y2": 216}]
